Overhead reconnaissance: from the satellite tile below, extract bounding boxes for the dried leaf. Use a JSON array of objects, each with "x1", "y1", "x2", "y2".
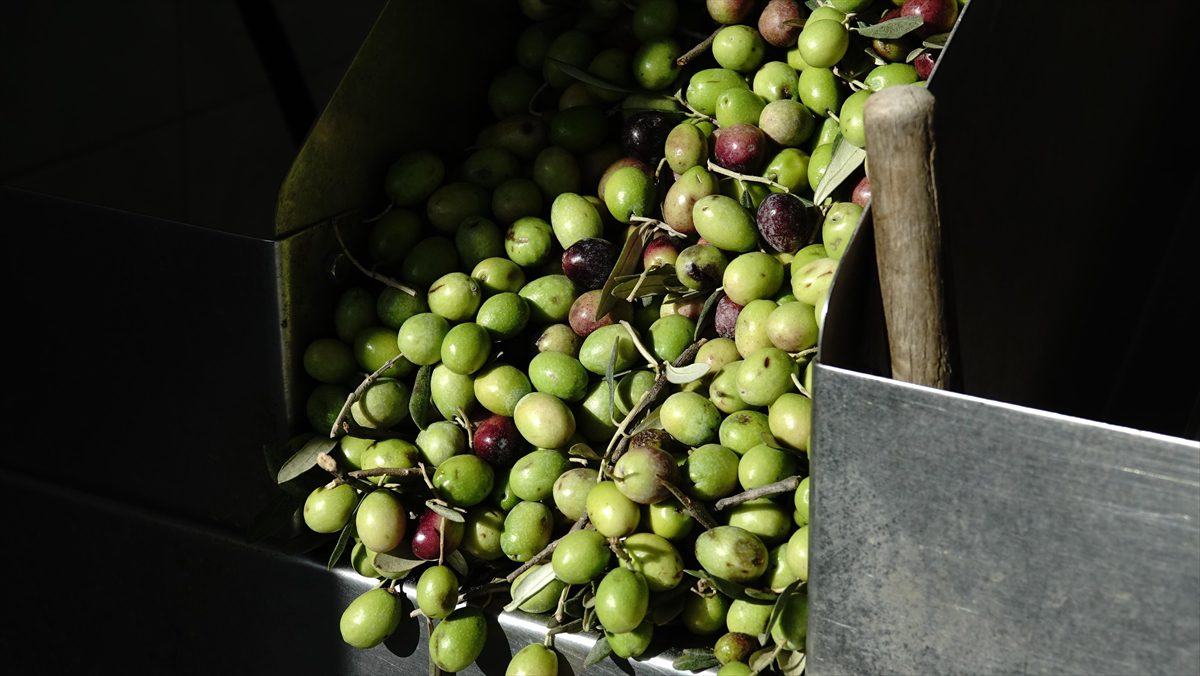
[
  {"x1": 923, "y1": 32, "x2": 950, "y2": 48},
  {"x1": 779, "y1": 650, "x2": 807, "y2": 676},
  {"x1": 662, "y1": 482, "x2": 719, "y2": 530},
  {"x1": 673, "y1": 648, "x2": 721, "y2": 672},
  {"x1": 905, "y1": 45, "x2": 926, "y2": 63},
  {"x1": 276, "y1": 436, "x2": 338, "y2": 484},
  {"x1": 425, "y1": 500, "x2": 466, "y2": 523},
  {"x1": 584, "y1": 636, "x2": 612, "y2": 667},
  {"x1": 504, "y1": 563, "x2": 558, "y2": 612},
  {"x1": 750, "y1": 647, "x2": 777, "y2": 673},
  {"x1": 611, "y1": 267, "x2": 688, "y2": 300},
  {"x1": 684, "y1": 569, "x2": 778, "y2": 604},
  {"x1": 597, "y1": 225, "x2": 650, "y2": 318},
  {"x1": 813, "y1": 135, "x2": 867, "y2": 206},
  {"x1": 855, "y1": 15, "x2": 924, "y2": 39},
  {"x1": 547, "y1": 58, "x2": 633, "y2": 93},
  {"x1": 409, "y1": 364, "x2": 436, "y2": 430},
  {"x1": 666, "y1": 362, "x2": 711, "y2": 385},
  {"x1": 373, "y1": 551, "x2": 426, "y2": 576},
  {"x1": 569, "y1": 442, "x2": 602, "y2": 461}
]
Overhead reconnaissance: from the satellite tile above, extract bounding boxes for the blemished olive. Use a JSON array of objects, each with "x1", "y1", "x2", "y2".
[
  {"x1": 714, "y1": 631, "x2": 757, "y2": 665},
  {"x1": 620, "y1": 532, "x2": 684, "y2": 592},
  {"x1": 735, "y1": 346, "x2": 798, "y2": 407},
  {"x1": 614, "y1": 445, "x2": 679, "y2": 505},
  {"x1": 719, "y1": 410, "x2": 776, "y2": 455},
  {"x1": 695, "y1": 525, "x2": 768, "y2": 583},
  {"x1": 506, "y1": 216, "x2": 555, "y2": 268},
  {"x1": 709, "y1": 361, "x2": 751, "y2": 414},
  {"x1": 416, "y1": 565, "x2": 459, "y2": 619}
]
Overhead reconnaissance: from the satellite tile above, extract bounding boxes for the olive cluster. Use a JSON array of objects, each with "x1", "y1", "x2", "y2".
[{"x1": 290, "y1": 0, "x2": 961, "y2": 674}]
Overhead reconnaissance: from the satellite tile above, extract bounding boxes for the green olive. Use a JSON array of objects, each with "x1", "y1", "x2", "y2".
[
  {"x1": 769, "y1": 393, "x2": 813, "y2": 452},
  {"x1": 661, "y1": 391, "x2": 722, "y2": 447},
  {"x1": 685, "y1": 444, "x2": 741, "y2": 500},
  {"x1": 603, "y1": 165, "x2": 656, "y2": 223},
  {"x1": 339, "y1": 588, "x2": 402, "y2": 649},
  {"x1": 415, "y1": 421, "x2": 467, "y2": 466},
  {"x1": 303, "y1": 483, "x2": 358, "y2": 534},
  {"x1": 550, "y1": 192, "x2": 604, "y2": 249},
  {"x1": 735, "y1": 347, "x2": 798, "y2": 407},
  {"x1": 734, "y1": 299, "x2": 778, "y2": 357},
  {"x1": 513, "y1": 392, "x2": 576, "y2": 449},
  {"x1": 718, "y1": 410, "x2": 776, "y2": 455},
  {"x1": 528, "y1": 351, "x2": 589, "y2": 402},
  {"x1": 430, "y1": 364, "x2": 476, "y2": 420},
  {"x1": 695, "y1": 525, "x2": 768, "y2": 583},
  {"x1": 578, "y1": 323, "x2": 637, "y2": 374},
  {"x1": 506, "y1": 216, "x2": 555, "y2": 268},
  {"x1": 510, "y1": 448, "x2": 571, "y2": 502},
  {"x1": 727, "y1": 497, "x2": 793, "y2": 545},
  {"x1": 586, "y1": 480, "x2": 641, "y2": 537},
  {"x1": 511, "y1": 563, "x2": 567, "y2": 613},
  {"x1": 519, "y1": 274, "x2": 579, "y2": 325},
  {"x1": 682, "y1": 592, "x2": 730, "y2": 635},
  {"x1": 723, "y1": 252, "x2": 785, "y2": 306},
  {"x1": 416, "y1": 565, "x2": 459, "y2": 619},
  {"x1": 472, "y1": 256, "x2": 527, "y2": 295},
  {"x1": 502, "y1": 500, "x2": 554, "y2": 562},
  {"x1": 794, "y1": 476, "x2": 810, "y2": 527},
  {"x1": 686, "y1": 68, "x2": 749, "y2": 117},
  {"x1": 552, "y1": 529, "x2": 612, "y2": 584},
  {"x1": 607, "y1": 618, "x2": 655, "y2": 658},
  {"x1": 506, "y1": 643, "x2": 560, "y2": 676},
  {"x1": 726, "y1": 598, "x2": 773, "y2": 635},
  {"x1": 429, "y1": 606, "x2": 487, "y2": 673},
  {"x1": 620, "y1": 532, "x2": 683, "y2": 592},
  {"x1": 786, "y1": 525, "x2": 809, "y2": 583},
  {"x1": 462, "y1": 506, "x2": 506, "y2": 561},
  {"x1": 646, "y1": 499, "x2": 695, "y2": 541},
  {"x1": 595, "y1": 566, "x2": 650, "y2": 633},
  {"x1": 433, "y1": 454, "x2": 495, "y2": 508},
  {"x1": 356, "y1": 490, "x2": 408, "y2": 554},
  {"x1": 474, "y1": 364, "x2": 534, "y2": 417}
]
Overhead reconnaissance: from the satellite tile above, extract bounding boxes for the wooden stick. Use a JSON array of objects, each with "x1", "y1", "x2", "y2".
[{"x1": 864, "y1": 86, "x2": 951, "y2": 390}]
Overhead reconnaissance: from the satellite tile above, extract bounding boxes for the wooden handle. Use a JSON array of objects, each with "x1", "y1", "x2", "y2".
[{"x1": 864, "y1": 86, "x2": 950, "y2": 390}]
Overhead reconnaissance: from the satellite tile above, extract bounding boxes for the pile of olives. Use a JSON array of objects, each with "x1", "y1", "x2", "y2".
[{"x1": 287, "y1": 0, "x2": 961, "y2": 673}]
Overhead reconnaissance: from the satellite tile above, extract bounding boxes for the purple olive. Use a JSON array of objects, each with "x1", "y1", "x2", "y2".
[
  {"x1": 411, "y1": 508, "x2": 466, "y2": 561},
  {"x1": 473, "y1": 414, "x2": 526, "y2": 467},
  {"x1": 713, "y1": 124, "x2": 768, "y2": 175},
  {"x1": 756, "y1": 193, "x2": 818, "y2": 253},
  {"x1": 622, "y1": 111, "x2": 674, "y2": 163},
  {"x1": 562, "y1": 238, "x2": 618, "y2": 291},
  {"x1": 714, "y1": 295, "x2": 743, "y2": 339}
]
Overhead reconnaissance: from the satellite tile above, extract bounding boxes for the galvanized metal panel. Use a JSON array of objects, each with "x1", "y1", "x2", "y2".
[{"x1": 808, "y1": 365, "x2": 1200, "y2": 676}]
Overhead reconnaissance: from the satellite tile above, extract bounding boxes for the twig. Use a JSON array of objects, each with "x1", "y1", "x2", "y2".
[
  {"x1": 339, "y1": 420, "x2": 408, "y2": 440},
  {"x1": 362, "y1": 203, "x2": 393, "y2": 223},
  {"x1": 316, "y1": 452, "x2": 378, "y2": 492},
  {"x1": 334, "y1": 220, "x2": 419, "y2": 296},
  {"x1": 676, "y1": 27, "x2": 720, "y2": 67},
  {"x1": 661, "y1": 480, "x2": 719, "y2": 530},
  {"x1": 619, "y1": 320, "x2": 660, "y2": 372},
  {"x1": 791, "y1": 372, "x2": 811, "y2": 398},
  {"x1": 608, "y1": 537, "x2": 633, "y2": 565},
  {"x1": 629, "y1": 215, "x2": 688, "y2": 239},
  {"x1": 329, "y1": 352, "x2": 412, "y2": 438},
  {"x1": 345, "y1": 466, "x2": 426, "y2": 480},
  {"x1": 706, "y1": 160, "x2": 794, "y2": 194},
  {"x1": 670, "y1": 90, "x2": 717, "y2": 124},
  {"x1": 504, "y1": 514, "x2": 590, "y2": 583},
  {"x1": 714, "y1": 475, "x2": 803, "y2": 511}
]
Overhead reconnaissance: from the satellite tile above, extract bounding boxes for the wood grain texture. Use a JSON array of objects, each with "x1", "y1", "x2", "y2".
[{"x1": 864, "y1": 85, "x2": 951, "y2": 389}]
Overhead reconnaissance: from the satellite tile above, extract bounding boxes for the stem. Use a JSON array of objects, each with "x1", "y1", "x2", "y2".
[
  {"x1": 661, "y1": 480, "x2": 719, "y2": 530},
  {"x1": 619, "y1": 320, "x2": 660, "y2": 372},
  {"x1": 670, "y1": 90, "x2": 717, "y2": 124},
  {"x1": 338, "y1": 420, "x2": 409, "y2": 440},
  {"x1": 345, "y1": 466, "x2": 426, "y2": 480},
  {"x1": 316, "y1": 452, "x2": 378, "y2": 492},
  {"x1": 629, "y1": 215, "x2": 688, "y2": 239},
  {"x1": 328, "y1": 352, "x2": 411, "y2": 439},
  {"x1": 334, "y1": 220, "x2": 419, "y2": 296},
  {"x1": 706, "y1": 160, "x2": 793, "y2": 195},
  {"x1": 362, "y1": 202, "x2": 392, "y2": 223},
  {"x1": 714, "y1": 475, "x2": 803, "y2": 511},
  {"x1": 528, "y1": 80, "x2": 549, "y2": 117},
  {"x1": 791, "y1": 372, "x2": 811, "y2": 398},
  {"x1": 553, "y1": 585, "x2": 571, "y2": 623},
  {"x1": 676, "y1": 27, "x2": 720, "y2": 67},
  {"x1": 503, "y1": 514, "x2": 590, "y2": 583},
  {"x1": 608, "y1": 537, "x2": 633, "y2": 565}
]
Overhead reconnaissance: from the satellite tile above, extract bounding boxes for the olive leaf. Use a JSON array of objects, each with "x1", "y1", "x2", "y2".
[
  {"x1": 761, "y1": 579, "x2": 806, "y2": 645},
  {"x1": 813, "y1": 135, "x2": 867, "y2": 206},
  {"x1": 547, "y1": 58, "x2": 633, "y2": 93},
  {"x1": 276, "y1": 435, "x2": 338, "y2": 484},
  {"x1": 611, "y1": 266, "x2": 689, "y2": 300},
  {"x1": 854, "y1": 15, "x2": 924, "y2": 39},
  {"x1": 326, "y1": 521, "x2": 356, "y2": 570},
  {"x1": 694, "y1": 288, "x2": 724, "y2": 341},
  {"x1": 750, "y1": 647, "x2": 778, "y2": 673},
  {"x1": 665, "y1": 362, "x2": 711, "y2": 385},
  {"x1": 630, "y1": 404, "x2": 663, "y2": 435},
  {"x1": 778, "y1": 650, "x2": 807, "y2": 676},
  {"x1": 409, "y1": 364, "x2": 436, "y2": 431},
  {"x1": 923, "y1": 32, "x2": 950, "y2": 48},
  {"x1": 584, "y1": 636, "x2": 613, "y2": 667},
  {"x1": 905, "y1": 45, "x2": 926, "y2": 63},
  {"x1": 446, "y1": 550, "x2": 468, "y2": 577},
  {"x1": 606, "y1": 340, "x2": 619, "y2": 425},
  {"x1": 673, "y1": 648, "x2": 721, "y2": 672},
  {"x1": 425, "y1": 499, "x2": 466, "y2": 523},
  {"x1": 374, "y1": 551, "x2": 426, "y2": 576},
  {"x1": 684, "y1": 569, "x2": 778, "y2": 604},
  {"x1": 803, "y1": 0, "x2": 821, "y2": 12},
  {"x1": 597, "y1": 225, "x2": 650, "y2": 318},
  {"x1": 783, "y1": 18, "x2": 806, "y2": 28},
  {"x1": 504, "y1": 563, "x2": 558, "y2": 612},
  {"x1": 569, "y1": 442, "x2": 602, "y2": 461}
]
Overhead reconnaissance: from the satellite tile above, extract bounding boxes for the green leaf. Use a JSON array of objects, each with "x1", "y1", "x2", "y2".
[
  {"x1": 446, "y1": 550, "x2": 468, "y2": 577},
  {"x1": 597, "y1": 225, "x2": 650, "y2": 319},
  {"x1": 673, "y1": 648, "x2": 721, "y2": 672},
  {"x1": 276, "y1": 435, "x2": 337, "y2": 484},
  {"x1": 611, "y1": 267, "x2": 688, "y2": 300},
  {"x1": 584, "y1": 636, "x2": 612, "y2": 667},
  {"x1": 630, "y1": 404, "x2": 663, "y2": 435},
  {"x1": 813, "y1": 135, "x2": 867, "y2": 206},
  {"x1": 409, "y1": 364, "x2": 436, "y2": 430},
  {"x1": 685, "y1": 569, "x2": 778, "y2": 604},
  {"x1": 783, "y1": 18, "x2": 806, "y2": 28},
  {"x1": 906, "y1": 46, "x2": 926, "y2": 63},
  {"x1": 803, "y1": 0, "x2": 821, "y2": 11},
  {"x1": 504, "y1": 563, "x2": 558, "y2": 612},
  {"x1": 326, "y1": 522, "x2": 355, "y2": 570},
  {"x1": 547, "y1": 58, "x2": 633, "y2": 93},
  {"x1": 761, "y1": 579, "x2": 806, "y2": 645},
  {"x1": 666, "y1": 362, "x2": 711, "y2": 385},
  {"x1": 425, "y1": 500, "x2": 466, "y2": 523},
  {"x1": 854, "y1": 15, "x2": 924, "y2": 39}
]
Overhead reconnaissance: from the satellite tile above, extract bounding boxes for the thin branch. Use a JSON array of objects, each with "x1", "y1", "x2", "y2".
[
  {"x1": 339, "y1": 420, "x2": 409, "y2": 440},
  {"x1": 676, "y1": 27, "x2": 720, "y2": 67},
  {"x1": 714, "y1": 475, "x2": 803, "y2": 511},
  {"x1": 619, "y1": 320, "x2": 660, "y2": 372},
  {"x1": 329, "y1": 352, "x2": 411, "y2": 438},
  {"x1": 334, "y1": 220, "x2": 419, "y2": 296},
  {"x1": 629, "y1": 215, "x2": 688, "y2": 239},
  {"x1": 504, "y1": 514, "x2": 590, "y2": 583},
  {"x1": 670, "y1": 90, "x2": 717, "y2": 124},
  {"x1": 345, "y1": 466, "x2": 427, "y2": 480},
  {"x1": 706, "y1": 160, "x2": 794, "y2": 194},
  {"x1": 662, "y1": 480, "x2": 719, "y2": 530}
]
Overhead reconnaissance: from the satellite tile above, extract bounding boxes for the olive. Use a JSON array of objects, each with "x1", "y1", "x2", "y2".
[
  {"x1": 607, "y1": 618, "x2": 655, "y2": 659},
  {"x1": 587, "y1": 480, "x2": 641, "y2": 537},
  {"x1": 695, "y1": 525, "x2": 768, "y2": 583},
  {"x1": 303, "y1": 483, "x2": 357, "y2": 534},
  {"x1": 510, "y1": 564, "x2": 567, "y2": 613},
  {"x1": 429, "y1": 607, "x2": 487, "y2": 673},
  {"x1": 613, "y1": 445, "x2": 678, "y2": 505},
  {"x1": 685, "y1": 444, "x2": 741, "y2": 500},
  {"x1": 433, "y1": 454, "x2": 495, "y2": 508},
  {"x1": 356, "y1": 490, "x2": 408, "y2": 554},
  {"x1": 620, "y1": 532, "x2": 684, "y2": 591},
  {"x1": 510, "y1": 448, "x2": 571, "y2": 502},
  {"x1": 514, "y1": 392, "x2": 576, "y2": 449},
  {"x1": 682, "y1": 592, "x2": 731, "y2": 635},
  {"x1": 416, "y1": 565, "x2": 459, "y2": 619},
  {"x1": 552, "y1": 529, "x2": 612, "y2": 584},
  {"x1": 462, "y1": 506, "x2": 506, "y2": 561},
  {"x1": 552, "y1": 467, "x2": 597, "y2": 521},
  {"x1": 506, "y1": 644, "x2": 559, "y2": 676},
  {"x1": 502, "y1": 500, "x2": 554, "y2": 562},
  {"x1": 339, "y1": 588, "x2": 402, "y2": 649},
  {"x1": 595, "y1": 567, "x2": 650, "y2": 633}
]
